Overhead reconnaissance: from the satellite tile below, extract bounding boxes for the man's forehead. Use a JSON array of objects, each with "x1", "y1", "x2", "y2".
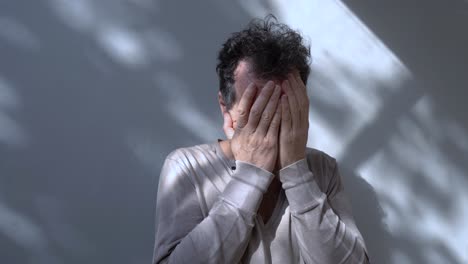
[
  {"x1": 234, "y1": 60, "x2": 277, "y2": 93},
  {"x1": 234, "y1": 61, "x2": 262, "y2": 90}
]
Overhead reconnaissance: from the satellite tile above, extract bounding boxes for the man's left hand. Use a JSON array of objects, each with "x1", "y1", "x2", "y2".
[{"x1": 277, "y1": 73, "x2": 309, "y2": 169}]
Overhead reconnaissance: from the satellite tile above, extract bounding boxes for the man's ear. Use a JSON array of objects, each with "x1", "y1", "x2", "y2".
[{"x1": 218, "y1": 91, "x2": 235, "y2": 139}]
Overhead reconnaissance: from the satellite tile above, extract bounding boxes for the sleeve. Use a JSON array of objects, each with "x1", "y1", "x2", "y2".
[
  {"x1": 278, "y1": 158, "x2": 370, "y2": 264},
  {"x1": 152, "y1": 154, "x2": 275, "y2": 264}
]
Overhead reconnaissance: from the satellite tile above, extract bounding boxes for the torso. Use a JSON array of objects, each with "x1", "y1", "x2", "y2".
[
  {"x1": 258, "y1": 176, "x2": 282, "y2": 225},
  {"x1": 219, "y1": 139, "x2": 283, "y2": 225},
  {"x1": 165, "y1": 141, "x2": 338, "y2": 263},
  {"x1": 219, "y1": 140, "x2": 281, "y2": 224}
]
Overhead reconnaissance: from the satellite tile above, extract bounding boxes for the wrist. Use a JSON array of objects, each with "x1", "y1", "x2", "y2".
[
  {"x1": 280, "y1": 155, "x2": 306, "y2": 169},
  {"x1": 236, "y1": 159, "x2": 275, "y2": 174}
]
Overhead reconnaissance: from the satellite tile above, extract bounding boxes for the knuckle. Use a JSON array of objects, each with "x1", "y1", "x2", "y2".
[
  {"x1": 261, "y1": 113, "x2": 271, "y2": 123},
  {"x1": 271, "y1": 136, "x2": 279, "y2": 143},
  {"x1": 238, "y1": 108, "x2": 247, "y2": 117},
  {"x1": 253, "y1": 137, "x2": 262, "y2": 147},
  {"x1": 268, "y1": 134, "x2": 276, "y2": 141},
  {"x1": 268, "y1": 139, "x2": 277, "y2": 148},
  {"x1": 263, "y1": 137, "x2": 273, "y2": 146},
  {"x1": 250, "y1": 108, "x2": 260, "y2": 118},
  {"x1": 271, "y1": 118, "x2": 281, "y2": 127},
  {"x1": 236, "y1": 121, "x2": 245, "y2": 129},
  {"x1": 271, "y1": 118, "x2": 279, "y2": 126}
]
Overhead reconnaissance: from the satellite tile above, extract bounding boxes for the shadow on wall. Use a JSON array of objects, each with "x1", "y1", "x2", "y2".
[
  {"x1": 340, "y1": 167, "x2": 392, "y2": 264},
  {"x1": 343, "y1": 167, "x2": 464, "y2": 264},
  {"x1": 332, "y1": 71, "x2": 467, "y2": 264},
  {"x1": 341, "y1": 0, "x2": 468, "y2": 263},
  {"x1": 342, "y1": 164, "x2": 464, "y2": 264}
]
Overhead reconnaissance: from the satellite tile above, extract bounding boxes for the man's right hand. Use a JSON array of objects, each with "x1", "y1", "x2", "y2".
[{"x1": 230, "y1": 81, "x2": 282, "y2": 173}]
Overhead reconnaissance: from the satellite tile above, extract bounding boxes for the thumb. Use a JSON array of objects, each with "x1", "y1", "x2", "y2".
[{"x1": 223, "y1": 113, "x2": 235, "y2": 139}]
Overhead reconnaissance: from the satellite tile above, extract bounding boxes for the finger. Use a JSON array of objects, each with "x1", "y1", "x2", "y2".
[
  {"x1": 223, "y1": 113, "x2": 235, "y2": 139},
  {"x1": 291, "y1": 73, "x2": 310, "y2": 126},
  {"x1": 235, "y1": 83, "x2": 257, "y2": 130},
  {"x1": 267, "y1": 101, "x2": 282, "y2": 138},
  {"x1": 256, "y1": 84, "x2": 282, "y2": 135},
  {"x1": 282, "y1": 79, "x2": 300, "y2": 127},
  {"x1": 281, "y1": 94, "x2": 292, "y2": 131},
  {"x1": 288, "y1": 73, "x2": 308, "y2": 109},
  {"x1": 293, "y1": 72, "x2": 308, "y2": 95},
  {"x1": 247, "y1": 80, "x2": 275, "y2": 130}
]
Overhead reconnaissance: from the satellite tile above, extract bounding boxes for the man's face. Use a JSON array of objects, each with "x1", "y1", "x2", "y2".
[{"x1": 228, "y1": 60, "x2": 286, "y2": 129}]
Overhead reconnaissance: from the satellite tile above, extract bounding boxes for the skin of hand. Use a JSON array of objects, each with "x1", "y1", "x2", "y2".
[
  {"x1": 227, "y1": 80, "x2": 282, "y2": 173},
  {"x1": 222, "y1": 72, "x2": 310, "y2": 172},
  {"x1": 276, "y1": 72, "x2": 309, "y2": 169}
]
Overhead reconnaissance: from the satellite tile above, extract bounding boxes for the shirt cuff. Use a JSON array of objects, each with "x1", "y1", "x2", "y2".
[
  {"x1": 279, "y1": 158, "x2": 326, "y2": 213},
  {"x1": 221, "y1": 160, "x2": 275, "y2": 214}
]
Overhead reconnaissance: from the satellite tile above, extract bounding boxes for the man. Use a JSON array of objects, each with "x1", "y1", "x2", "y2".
[{"x1": 152, "y1": 16, "x2": 370, "y2": 264}]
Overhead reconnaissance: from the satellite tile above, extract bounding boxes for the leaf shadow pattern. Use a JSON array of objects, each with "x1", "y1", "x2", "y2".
[{"x1": 340, "y1": 166, "x2": 392, "y2": 264}]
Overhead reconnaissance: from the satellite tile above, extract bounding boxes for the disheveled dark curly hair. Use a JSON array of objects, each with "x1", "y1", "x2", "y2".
[{"x1": 216, "y1": 15, "x2": 311, "y2": 110}]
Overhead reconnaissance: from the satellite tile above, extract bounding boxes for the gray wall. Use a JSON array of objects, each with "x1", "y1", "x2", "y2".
[{"x1": 0, "y1": 1, "x2": 467, "y2": 263}]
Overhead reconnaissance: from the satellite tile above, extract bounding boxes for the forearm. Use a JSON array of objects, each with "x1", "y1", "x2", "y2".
[
  {"x1": 155, "y1": 161, "x2": 274, "y2": 264},
  {"x1": 279, "y1": 159, "x2": 369, "y2": 264},
  {"x1": 158, "y1": 201, "x2": 253, "y2": 264}
]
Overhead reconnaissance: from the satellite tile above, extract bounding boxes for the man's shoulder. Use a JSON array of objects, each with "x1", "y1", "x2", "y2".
[
  {"x1": 304, "y1": 147, "x2": 341, "y2": 195},
  {"x1": 305, "y1": 147, "x2": 337, "y2": 172},
  {"x1": 164, "y1": 142, "x2": 218, "y2": 164},
  {"x1": 160, "y1": 142, "x2": 227, "y2": 197}
]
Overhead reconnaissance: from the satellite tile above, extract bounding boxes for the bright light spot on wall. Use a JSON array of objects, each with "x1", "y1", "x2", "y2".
[
  {"x1": 48, "y1": 0, "x2": 96, "y2": 31},
  {"x1": 0, "y1": 202, "x2": 48, "y2": 251},
  {"x1": 49, "y1": 0, "x2": 182, "y2": 68},
  {"x1": 154, "y1": 71, "x2": 221, "y2": 142},
  {"x1": 271, "y1": 0, "x2": 412, "y2": 158},
  {"x1": 0, "y1": 77, "x2": 27, "y2": 147},
  {"x1": 97, "y1": 27, "x2": 148, "y2": 67}
]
